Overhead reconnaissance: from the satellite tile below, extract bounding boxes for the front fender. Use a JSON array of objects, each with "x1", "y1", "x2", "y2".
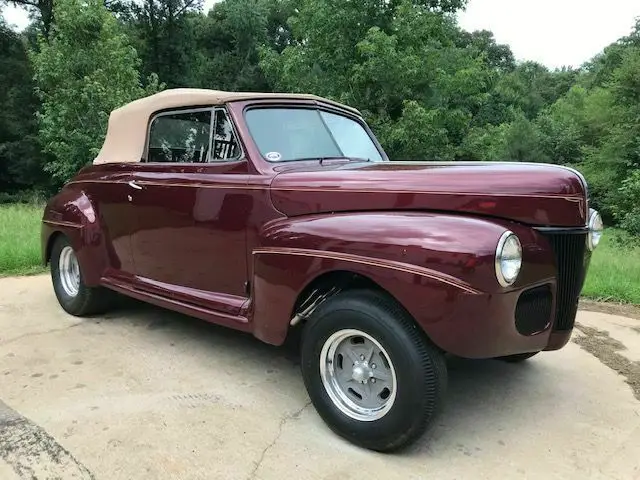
[
  {"x1": 250, "y1": 212, "x2": 555, "y2": 349},
  {"x1": 41, "y1": 187, "x2": 108, "y2": 286}
]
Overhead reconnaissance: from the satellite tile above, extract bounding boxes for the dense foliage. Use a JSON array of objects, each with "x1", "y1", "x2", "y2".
[
  {"x1": 0, "y1": 0, "x2": 638, "y2": 235},
  {"x1": 0, "y1": 15, "x2": 45, "y2": 196},
  {"x1": 31, "y1": 0, "x2": 161, "y2": 184}
]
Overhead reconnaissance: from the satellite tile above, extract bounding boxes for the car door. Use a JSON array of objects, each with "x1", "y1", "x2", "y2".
[
  {"x1": 128, "y1": 107, "x2": 252, "y2": 315},
  {"x1": 82, "y1": 167, "x2": 139, "y2": 276}
]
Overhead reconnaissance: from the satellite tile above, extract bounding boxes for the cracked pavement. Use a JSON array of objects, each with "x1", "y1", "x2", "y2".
[
  {"x1": 1, "y1": 275, "x2": 640, "y2": 480},
  {"x1": 247, "y1": 402, "x2": 312, "y2": 480}
]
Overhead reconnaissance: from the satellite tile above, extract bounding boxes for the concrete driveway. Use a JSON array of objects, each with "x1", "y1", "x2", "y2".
[{"x1": 1, "y1": 275, "x2": 639, "y2": 480}]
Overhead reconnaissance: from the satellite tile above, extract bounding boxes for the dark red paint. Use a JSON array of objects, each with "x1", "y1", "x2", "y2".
[
  {"x1": 41, "y1": 97, "x2": 591, "y2": 359},
  {"x1": 270, "y1": 161, "x2": 587, "y2": 227}
]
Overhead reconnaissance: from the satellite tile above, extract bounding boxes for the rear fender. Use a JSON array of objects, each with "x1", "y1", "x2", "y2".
[{"x1": 41, "y1": 188, "x2": 108, "y2": 286}]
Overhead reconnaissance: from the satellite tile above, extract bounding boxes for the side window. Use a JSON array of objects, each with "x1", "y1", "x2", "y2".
[
  {"x1": 147, "y1": 110, "x2": 212, "y2": 163},
  {"x1": 212, "y1": 109, "x2": 241, "y2": 161}
]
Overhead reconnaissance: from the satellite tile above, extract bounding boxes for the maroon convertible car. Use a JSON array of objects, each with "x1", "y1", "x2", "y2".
[{"x1": 41, "y1": 89, "x2": 603, "y2": 451}]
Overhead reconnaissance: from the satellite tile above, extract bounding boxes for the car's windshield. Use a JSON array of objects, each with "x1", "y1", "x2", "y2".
[{"x1": 244, "y1": 107, "x2": 384, "y2": 162}]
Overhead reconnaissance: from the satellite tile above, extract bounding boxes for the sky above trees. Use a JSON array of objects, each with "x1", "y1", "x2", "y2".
[{"x1": 458, "y1": 0, "x2": 640, "y2": 68}]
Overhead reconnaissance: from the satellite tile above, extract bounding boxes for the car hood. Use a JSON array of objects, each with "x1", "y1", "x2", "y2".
[{"x1": 270, "y1": 161, "x2": 588, "y2": 227}]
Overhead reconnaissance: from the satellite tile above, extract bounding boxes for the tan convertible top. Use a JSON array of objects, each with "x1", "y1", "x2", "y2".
[{"x1": 93, "y1": 88, "x2": 360, "y2": 165}]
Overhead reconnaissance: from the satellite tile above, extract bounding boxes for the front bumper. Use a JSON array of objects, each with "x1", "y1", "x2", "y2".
[
  {"x1": 422, "y1": 231, "x2": 590, "y2": 359},
  {"x1": 422, "y1": 284, "x2": 562, "y2": 359}
]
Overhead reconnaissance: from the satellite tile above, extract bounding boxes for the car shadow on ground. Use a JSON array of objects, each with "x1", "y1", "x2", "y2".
[{"x1": 94, "y1": 297, "x2": 554, "y2": 455}]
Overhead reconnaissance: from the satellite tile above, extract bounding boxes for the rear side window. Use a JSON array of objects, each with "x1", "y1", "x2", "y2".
[
  {"x1": 212, "y1": 109, "x2": 241, "y2": 160},
  {"x1": 147, "y1": 110, "x2": 212, "y2": 163}
]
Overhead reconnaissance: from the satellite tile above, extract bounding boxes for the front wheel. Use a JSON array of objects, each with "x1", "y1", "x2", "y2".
[
  {"x1": 300, "y1": 290, "x2": 447, "y2": 452},
  {"x1": 50, "y1": 235, "x2": 113, "y2": 316}
]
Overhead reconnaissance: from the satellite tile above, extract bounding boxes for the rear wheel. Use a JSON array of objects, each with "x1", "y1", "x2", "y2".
[
  {"x1": 50, "y1": 235, "x2": 113, "y2": 316},
  {"x1": 300, "y1": 290, "x2": 447, "y2": 452}
]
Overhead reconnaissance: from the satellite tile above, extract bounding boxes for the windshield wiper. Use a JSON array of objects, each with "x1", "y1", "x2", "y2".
[{"x1": 292, "y1": 156, "x2": 371, "y2": 164}]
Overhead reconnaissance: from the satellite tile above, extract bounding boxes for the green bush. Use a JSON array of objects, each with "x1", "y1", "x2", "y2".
[
  {"x1": 0, "y1": 189, "x2": 48, "y2": 205},
  {"x1": 613, "y1": 170, "x2": 640, "y2": 237}
]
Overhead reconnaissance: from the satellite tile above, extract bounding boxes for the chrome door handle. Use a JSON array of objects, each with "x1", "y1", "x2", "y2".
[{"x1": 128, "y1": 180, "x2": 143, "y2": 190}]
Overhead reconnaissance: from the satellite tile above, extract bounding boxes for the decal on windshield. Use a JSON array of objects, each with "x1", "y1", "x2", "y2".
[{"x1": 265, "y1": 151, "x2": 282, "y2": 161}]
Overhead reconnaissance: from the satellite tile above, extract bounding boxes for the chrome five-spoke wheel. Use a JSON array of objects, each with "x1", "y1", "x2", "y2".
[
  {"x1": 320, "y1": 329, "x2": 397, "y2": 421},
  {"x1": 50, "y1": 235, "x2": 113, "y2": 316},
  {"x1": 301, "y1": 290, "x2": 447, "y2": 452},
  {"x1": 58, "y1": 245, "x2": 81, "y2": 297}
]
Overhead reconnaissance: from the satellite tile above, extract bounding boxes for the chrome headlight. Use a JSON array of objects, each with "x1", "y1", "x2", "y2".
[
  {"x1": 495, "y1": 231, "x2": 522, "y2": 287},
  {"x1": 587, "y1": 209, "x2": 603, "y2": 251}
]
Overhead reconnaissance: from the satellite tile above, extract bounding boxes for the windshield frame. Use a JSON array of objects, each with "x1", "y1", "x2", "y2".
[{"x1": 242, "y1": 104, "x2": 389, "y2": 163}]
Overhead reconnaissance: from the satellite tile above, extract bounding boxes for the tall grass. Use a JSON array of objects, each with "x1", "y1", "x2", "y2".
[
  {"x1": 0, "y1": 203, "x2": 46, "y2": 277},
  {"x1": 582, "y1": 229, "x2": 640, "y2": 304}
]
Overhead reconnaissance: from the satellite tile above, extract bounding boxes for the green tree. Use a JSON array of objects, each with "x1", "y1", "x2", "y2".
[
  {"x1": 613, "y1": 170, "x2": 640, "y2": 236},
  {"x1": 581, "y1": 19, "x2": 640, "y2": 89},
  {"x1": 457, "y1": 29, "x2": 515, "y2": 73},
  {"x1": 190, "y1": 0, "x2": 293, "y2": 91},
  {"x1": 0, "y1": 15, "x2": 46, "y2": 195},
  {"x1": 121, "y1": 0, "x2": 202, "y2": 87},
  {"x1": 480, "y1": 62, "x2": 577, "y2": 124},
  {"x1": 260, "y1": 0, "x2": 495, "y2": 159},
  {"x1": 498, "y1": 114, "x2": 549, "y2": 163},
  {"x1": 512, "y1": 21, "x2": 640, "y2": 228},
  {"x1": 31, "y1": 0, "x2": 161, "y2": 185},
  {"x1": 580, "y1": 45, "x2": 640, "y2": 220},
  {"x1": 457, "y1": 123, "x2": 506, "y2": 161}
]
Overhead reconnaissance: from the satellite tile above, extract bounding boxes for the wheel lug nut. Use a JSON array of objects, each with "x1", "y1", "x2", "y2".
[
  {"x1": 360, "y1": 354, "x2": 365, "y2": 361},
  {"x1": 372, "y1": 363, "x2": 376, "y2": 369},
  {"x1": 371, "y1": 378, "x2": 376, "y2": 383}
]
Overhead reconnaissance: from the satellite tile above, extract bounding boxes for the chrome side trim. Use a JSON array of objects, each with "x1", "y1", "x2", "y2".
[
  {"x1": 66, "y1": 179, "x2": 262, "y2": 190},
  {"x1": 252, "y1": 247, "x2": 481, "y2": 295},
  {"x1": 271, "y1": 187, "x2": 583, "y2": 200},
  {"x1": 42, "y1": 219, "x2": 83, "y2": 229},
  {"x1": 64, "y1": 178, "x2": 585, "y2": 202}
]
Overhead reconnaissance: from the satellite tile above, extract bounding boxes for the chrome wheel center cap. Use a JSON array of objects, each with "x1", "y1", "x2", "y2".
[
  {"x1": 352, "y1": 362, "x2": 372, "y2": 383},
  {"x1": 320, "y1": 329, "x2": 398, "y2": 421}
]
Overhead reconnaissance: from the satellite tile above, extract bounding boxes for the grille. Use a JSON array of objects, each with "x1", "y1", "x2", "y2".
[
  {"x1": 515, "y1": 285, "x2": 553, "y2": 335},
  {"x1": 542, "y1": 232, "x2": 588, "y2": 331}
]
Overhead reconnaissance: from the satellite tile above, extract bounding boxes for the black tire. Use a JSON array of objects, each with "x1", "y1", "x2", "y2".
[
  {"x1": 50, "y1": 235, "x2": 113, "y2": 316},
  {"x1": 300, "y1": 290, "x2": 447, "y2": 452},
  {"x1": 497, "y1": 352, "x2": 540, "y2": 363}
]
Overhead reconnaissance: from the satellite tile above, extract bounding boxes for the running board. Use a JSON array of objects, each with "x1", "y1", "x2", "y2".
[{"x1": 101, "y1": 275, "x2": 252, "y2": 333}]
